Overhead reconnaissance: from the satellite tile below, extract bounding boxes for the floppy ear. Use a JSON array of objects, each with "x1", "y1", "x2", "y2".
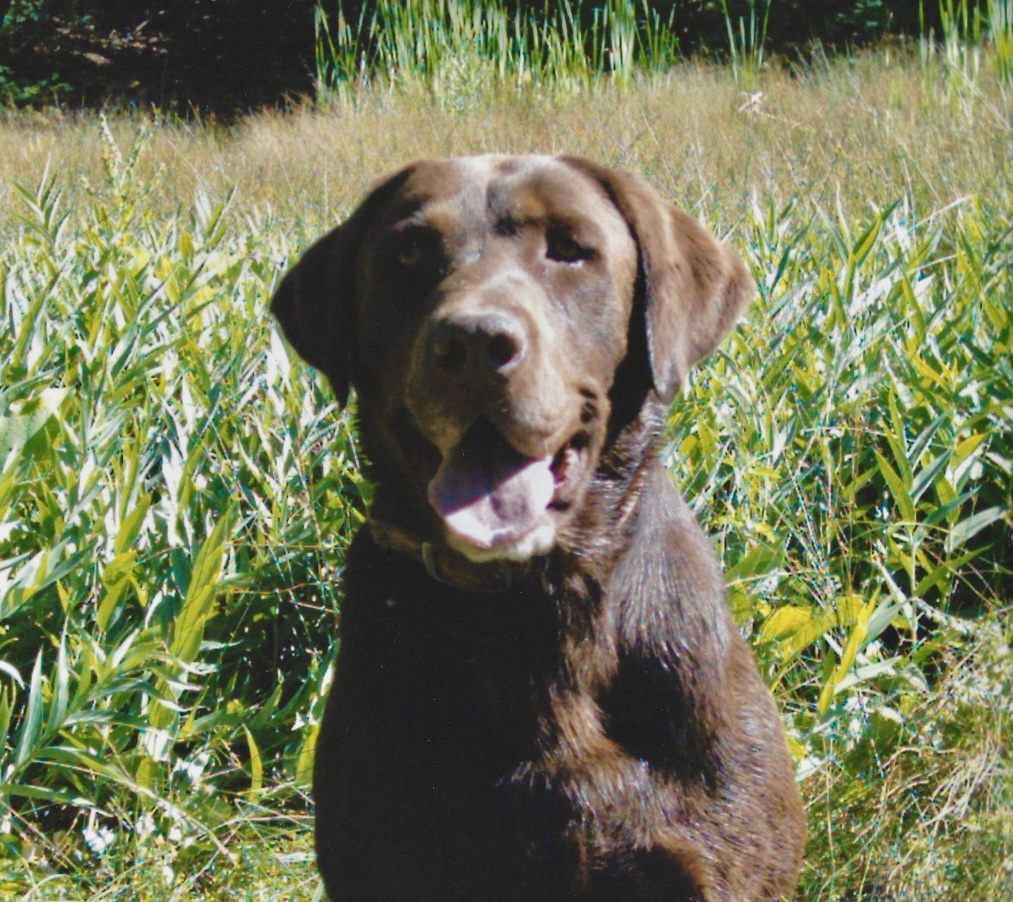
[
  {"x1": 562, "y1": 158, "x2": 754, "y2": 402},
  {"x1": 271, "y1": 228, "x2": 351, "y2": 404},
  {"x1": 270, "y1": 167, "x2": 414, "y2": 407}
]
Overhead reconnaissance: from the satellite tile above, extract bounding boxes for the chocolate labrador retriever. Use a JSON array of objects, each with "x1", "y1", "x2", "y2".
[{"x1": 271, "y1": 155, "x2": 805, "y2": 901}]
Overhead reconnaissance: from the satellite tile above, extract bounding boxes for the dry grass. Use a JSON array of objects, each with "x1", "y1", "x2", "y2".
[
  {"x1": 803, "y1": 625, "x2": 1012, "y2": 899},
  {"x1": 0, "y1": 46, "x2": 1009, "y2": 901},
  {"x1": 1, "y1": 50, "x2": 1008, "y2": 235}
]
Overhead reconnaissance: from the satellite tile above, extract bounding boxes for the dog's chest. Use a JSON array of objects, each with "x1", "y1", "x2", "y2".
[{"x1": 354, "y1": 581, "x2": 565, "y2": 745}]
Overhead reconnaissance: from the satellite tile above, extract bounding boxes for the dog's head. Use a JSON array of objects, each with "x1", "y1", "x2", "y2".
[{"x1": 272, "y1": 156, "x2": 752, "y2": 564}]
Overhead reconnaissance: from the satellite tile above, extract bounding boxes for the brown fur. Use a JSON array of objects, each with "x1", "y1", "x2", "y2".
[{"x1": 271, "y1": 155, "x2": 805, "y2": 901}]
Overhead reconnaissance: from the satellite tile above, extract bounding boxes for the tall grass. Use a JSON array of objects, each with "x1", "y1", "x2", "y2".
[
  {"x1": 722, "y1": 0, "x2": 770, "y2": 89},
  {"x1": 676, "y1": 192, "x2": 1011, "y2": 896},
  {"x1": 0, "y1": 32, "x2": 1010, "y2": 902},
  {"x1": 921, "y1": 0, "x2": 1013, "y2": 90},
  {"x1": 315, "y1": 0, "x2": 1013, "y2": 101},
  {"x1": 314, "y1": 0, "x2": 680, "y2": 102},
  {"x1": 0, "y1": 118, "x2": 355, "y2": 898}
]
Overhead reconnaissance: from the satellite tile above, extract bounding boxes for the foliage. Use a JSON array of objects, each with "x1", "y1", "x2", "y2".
[
  {"x1": 1, "y1": 1, "x2": 1010, "y2": 111},
  {"x1": 923, "y1": 0, "x2": 1013, "y2": 87},
  {"x1": 0, "y1": 117, "x2": 358, "y2": 895},
  {"x1": 667, "y1": 194, "x2": 1011, "y2": 894},
  {"x1": 315, "y1": 0, "x2": 681, "y2": 103},
  {"x1": 313, "y1": 0, "x2": 1013, "y2": 102},
  {"x1": 0, "y1": 1, "x2": 317, "y2": 113},
  {"x1": 803, "y1": 626, "x2": 1012, "y2": 898},
  {"x1": 721, "y1": 0, "x2": 770, "y2": 87},
  {"x1": 0, "y1": 32, "x2": 1010, "y2": 902}
]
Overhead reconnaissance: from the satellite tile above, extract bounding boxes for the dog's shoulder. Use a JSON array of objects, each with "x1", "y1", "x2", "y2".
[{"x1": 611, "y1": 462, "x2": 732, "y2": 634}]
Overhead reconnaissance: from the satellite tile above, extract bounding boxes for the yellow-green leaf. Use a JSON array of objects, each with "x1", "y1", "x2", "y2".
[
  {"x1": 243, "y1": 724, "x2": 264, "y2": 798},
  {"x1": 873, "y1": 449, "x2": 915, "y2": 521}
]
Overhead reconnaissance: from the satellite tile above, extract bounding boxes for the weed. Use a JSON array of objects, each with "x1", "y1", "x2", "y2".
[
  {"x1": 0, "y1": 34, "x2": 1010, "y2": 902},
  {"x1": 314, "y1": 0, "x2": 680, "y2": 104},
  {"x1": 722, "y1": 0, "x2": 771, "y2": 90}
]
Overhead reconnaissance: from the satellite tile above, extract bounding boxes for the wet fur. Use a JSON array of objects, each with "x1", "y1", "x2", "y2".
[{"x1": 271, "y1": 155, "x2": 805, "y2": 901}]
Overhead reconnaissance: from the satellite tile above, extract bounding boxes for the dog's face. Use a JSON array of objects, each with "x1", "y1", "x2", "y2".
[{"x1": 272, "y1": 156, "x2": 752, "y2": 563}]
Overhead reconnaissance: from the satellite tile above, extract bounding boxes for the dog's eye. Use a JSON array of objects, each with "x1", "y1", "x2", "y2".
[
  {"x1": 546, "y1": 229, "x2": 594, "y2": 264},
  {"x1": 390, "y1": 224, "x2": 440, "y2": 270},
  {"x1": 397, "y1": 237, "x2": 424, "y2": 267}
]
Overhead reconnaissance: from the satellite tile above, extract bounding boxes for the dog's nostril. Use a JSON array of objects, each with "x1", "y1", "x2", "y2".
[
  {"x1": 433, "y1": 334, "x2": 469, "y2": 371},
  {"x1": 486, "y1": 332, "x2": 521, "y2": 369}
]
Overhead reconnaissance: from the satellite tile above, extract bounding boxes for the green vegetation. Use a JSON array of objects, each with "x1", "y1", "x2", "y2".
[
  {"x1": 0, "y1": 1, "x2": 955, "y2": 113},
  {"x1": 315, "y1": 0, "x2": 682, "y2": 101},
  {"x1": 1, "y1": 1, "x2": 1010, "y2": 898}
]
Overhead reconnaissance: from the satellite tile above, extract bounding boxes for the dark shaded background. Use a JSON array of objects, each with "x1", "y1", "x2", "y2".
[{"x1": 0, "y1": 1, "x2": 940, "y2": 114}]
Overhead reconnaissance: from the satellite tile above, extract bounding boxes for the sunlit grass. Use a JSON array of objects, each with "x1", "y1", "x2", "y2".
[
  {"x1": 0, "y1": 44, "x2": 1007, "y2": 231},
  {"x1": 0, "y1": 40, "x2": 1010, "y2": 901}
]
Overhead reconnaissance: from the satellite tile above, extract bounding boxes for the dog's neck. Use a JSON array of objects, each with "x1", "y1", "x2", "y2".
[{"x1": 366, "y1": 514, "x2": 553, "y2": 594}]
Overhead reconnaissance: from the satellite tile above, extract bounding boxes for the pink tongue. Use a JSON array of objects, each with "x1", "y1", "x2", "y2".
[{"x1": 428, "y1": 420, "x2": 554, "y2": 550}]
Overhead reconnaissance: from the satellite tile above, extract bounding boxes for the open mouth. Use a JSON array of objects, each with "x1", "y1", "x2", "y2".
[{"x1": 426, "y1": 416, "x2": 585, "y2": 556}]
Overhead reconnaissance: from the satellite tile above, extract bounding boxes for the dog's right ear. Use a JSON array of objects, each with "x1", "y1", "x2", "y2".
[
  {"x1": 271, "y1": 227, "x2": 353, "y2": 406},
  {"x1": 270, "y1": 167, "x2": 414, "y2": 407}
]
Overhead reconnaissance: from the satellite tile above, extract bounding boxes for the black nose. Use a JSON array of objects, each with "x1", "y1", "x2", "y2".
[{"x1": 429, "y1": 311, "x2": 527, "y2": 380}]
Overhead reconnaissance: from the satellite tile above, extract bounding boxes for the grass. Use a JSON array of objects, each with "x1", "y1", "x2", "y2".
[
  {"x1": 0, "y1": 45, "x2": 1006, "y2": 231},
  {"x1": 314, "y1": 0, "x2": 681, "y2": 102},
  {"x1": 0, "y1": 24, "x2": 1011, "y2": 902}
]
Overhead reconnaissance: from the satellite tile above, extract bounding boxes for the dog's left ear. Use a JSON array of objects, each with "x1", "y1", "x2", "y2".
[{"x1": 562, "y1": 158, "x2": 754, "y2": 403}]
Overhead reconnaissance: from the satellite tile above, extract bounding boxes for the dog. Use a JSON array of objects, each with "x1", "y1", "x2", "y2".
[{"x1": 271, "y1": 155, "x2": 805, "y2": 901}]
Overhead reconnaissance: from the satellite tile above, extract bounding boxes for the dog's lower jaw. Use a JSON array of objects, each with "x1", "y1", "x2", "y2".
[{"x1": 445, "y1": 517, "x2": 558, "y2": 563}]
